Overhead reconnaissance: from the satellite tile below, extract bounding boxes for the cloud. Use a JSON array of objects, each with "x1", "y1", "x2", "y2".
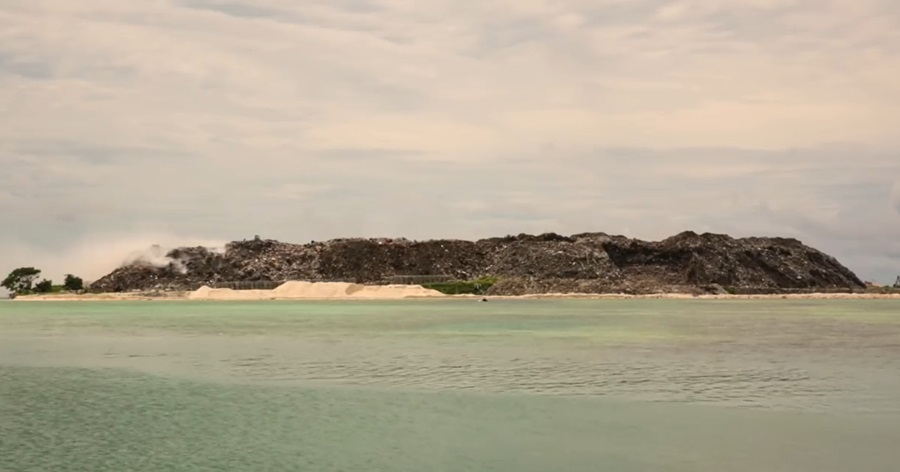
[
  {"x1": 892, "y1": 180, "x2": 900, "y2": 215},
  {"x1": 177, "y1": 0, "x2": 286, "y2": 20},
  {"x1": 0, "y1": 0, "x2": 899, "y2": 283}
]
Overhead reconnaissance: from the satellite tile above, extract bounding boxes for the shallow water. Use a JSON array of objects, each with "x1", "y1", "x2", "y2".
[{"x1": 2, "y1": 299, "x2": 899, "y2": 471}]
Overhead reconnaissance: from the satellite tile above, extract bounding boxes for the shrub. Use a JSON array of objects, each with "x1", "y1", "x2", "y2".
[
  {"x1": 34, "y1": 279, "x2": 53, "y2": 293},
  {"x1": 423, "y1": 276, "x2": 498, "y2": 295},
  {"x1": 64, "y1": 274, "x2": 84, "y2": 291}
]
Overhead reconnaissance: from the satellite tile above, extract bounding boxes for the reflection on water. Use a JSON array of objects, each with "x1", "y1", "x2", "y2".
[{"x1": 1, "y1": 299, "x2": 899, "y2": 471}]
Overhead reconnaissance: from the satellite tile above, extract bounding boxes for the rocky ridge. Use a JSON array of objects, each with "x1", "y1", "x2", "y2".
[{"x1": 90, "y1": 232, "x2": 865, "y2": 295}]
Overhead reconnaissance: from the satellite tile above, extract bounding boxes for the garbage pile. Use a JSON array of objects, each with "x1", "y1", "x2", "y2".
[{"x1": 90, "y1": 232, "x2": 865, "y2": 295}]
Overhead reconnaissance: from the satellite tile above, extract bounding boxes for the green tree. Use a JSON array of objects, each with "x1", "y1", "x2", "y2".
[
  {"x1": 63, "y1": 274, "x2": 84, "y2": 291},
  {"x1": 2, "y1": 267, "x2": 41, "y2": 294},
  {"x1": 34, "y1": 279, "x2": 53, "y2": 293}
]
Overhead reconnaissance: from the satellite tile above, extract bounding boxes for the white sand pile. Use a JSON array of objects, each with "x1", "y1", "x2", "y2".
[
  {"x1": 272, "y1": 281, "x2": 366, "y2": 298},
  {"x1": 353, "y1": 284, "x2": 445, "y2": 298},
  {"x1": 188, "y1": 286, "x2": 275, "y2": 300},
  {"x1": 188, "y1": 281, "x2": 444, "y2": 300}
]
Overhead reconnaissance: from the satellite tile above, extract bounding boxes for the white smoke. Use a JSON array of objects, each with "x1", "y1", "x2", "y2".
[
  {"x1": 124, "y1": 244, "x2": 188, "y2": 274},
  {"x1": 0, "y1": 234, "x2": 225, "y2": 288}
]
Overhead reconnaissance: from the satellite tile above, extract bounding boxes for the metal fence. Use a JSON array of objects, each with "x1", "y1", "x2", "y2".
[
  {"x1": 208, "y1": 280, "x2": 286, "y2": 290},
  {"x1": 381, "y1": 275, "x2": 454, "y2": 285}
]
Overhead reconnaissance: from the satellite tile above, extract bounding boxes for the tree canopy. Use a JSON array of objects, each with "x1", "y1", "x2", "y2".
[
  {"x1": 64, "y1": 274, "x2": 84, "y2": 291},
  {"x1": 2, "y1": 267, "x2": 41, "y2": 293},
  {"x1": 34, "y1": 279, "x2": 53, "y2": 293}
]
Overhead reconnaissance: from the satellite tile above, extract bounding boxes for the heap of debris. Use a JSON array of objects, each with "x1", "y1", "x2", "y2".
[{"x1": 90, "y1": 232, "x2": 865, "y2": 295}]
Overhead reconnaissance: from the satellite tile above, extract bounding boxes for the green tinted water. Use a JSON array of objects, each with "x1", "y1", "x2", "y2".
[{"x1": 2, "y1": 299, "x2": 899, "y2": 471}]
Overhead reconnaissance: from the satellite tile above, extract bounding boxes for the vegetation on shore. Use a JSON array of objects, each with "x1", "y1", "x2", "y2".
[
  {"x1": 422, "y1": 276, "x2": 498, "y2": 295},
  {"x1": 2, "y1": 267, "x2": 84, "y2": 298},
  {"x1": 2, "y1": 267, "x2": 41, "y2": 294},
  {"x1": 864, "y1": 283, "x2": 900, "y2": 294}
]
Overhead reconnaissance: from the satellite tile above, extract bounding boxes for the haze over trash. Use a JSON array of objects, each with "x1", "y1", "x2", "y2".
[{"x1": 1, "y1": 0, "x2": 899, "y2": 285}]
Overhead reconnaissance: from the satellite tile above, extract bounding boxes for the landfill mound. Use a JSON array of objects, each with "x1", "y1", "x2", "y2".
[{"x1": 91, "y1": 231, "x2": 865, "y2": 295}]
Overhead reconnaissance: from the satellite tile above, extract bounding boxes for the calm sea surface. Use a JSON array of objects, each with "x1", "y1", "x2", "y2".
[{"x1": 1, "y1": 299, "x2": 899, "y2": 471}]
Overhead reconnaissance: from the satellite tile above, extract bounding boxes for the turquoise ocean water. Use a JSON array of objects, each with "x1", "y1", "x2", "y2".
[{"x1": 1, "y1": 299, "x2": 899, "y2": 471}]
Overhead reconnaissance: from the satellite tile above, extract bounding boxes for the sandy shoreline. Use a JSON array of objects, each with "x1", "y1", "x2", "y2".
[
  {"x1": 13, "y1": 294, "x2": 900, "y2": 301},
  {"x1": 10, "y1": 280, "x2": 900, "y2": 302}
]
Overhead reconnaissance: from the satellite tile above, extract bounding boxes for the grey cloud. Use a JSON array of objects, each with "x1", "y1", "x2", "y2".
[
  {"x1": 315, "y1": 148, "x2": 428, "y2": 160},
  {"x1": 0, "y1": 54, "x2": 54, "y2": 79},
  {"x1": 0, "y1": 47, "x2": 135, "y2": 83},
  {"x1": 892, "y1": 181, "x2": 900, "y2": 215},
  {"x1": 472, "y1": 18, "x2": 550, "y2": 53},
  {"x1": 175, "y1": 0, "x2": 383, "y2": 32},
  {"x1": 177, "y1": 0, "x2": 285, "y2": 19},
  {"x1": 9, "y1": 140, "x2": 187, "y2": 165},
  {"x1": 579, "y1": 1, "x2": 662, "y2": 26}
]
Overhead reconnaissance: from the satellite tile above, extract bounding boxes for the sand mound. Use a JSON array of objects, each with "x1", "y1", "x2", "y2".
[
  {"x1": 189, "y1": 286, "x2": 212, "y2": 299},
  {"x1": 188, "y1": 281, "x2": 444, "y2": 300},
  {"x1": 188, "y1": 286, "x2": 275, "y2": 300},
  {"x1": 354, "y1": 284, "x2": 444, "y2": 298},
  {"x1": 272, "y1": 281, "x2": 367, "y2": 298}
]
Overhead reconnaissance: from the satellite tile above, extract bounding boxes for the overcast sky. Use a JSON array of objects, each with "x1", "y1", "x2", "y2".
[{"x1": 1, "y1": 0, "x2": 899, "y2": 285}]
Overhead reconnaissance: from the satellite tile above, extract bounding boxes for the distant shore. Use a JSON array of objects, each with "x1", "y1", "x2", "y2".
[{"x1": 11, "y1": 283, "x2": 900, "y2": 302}]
